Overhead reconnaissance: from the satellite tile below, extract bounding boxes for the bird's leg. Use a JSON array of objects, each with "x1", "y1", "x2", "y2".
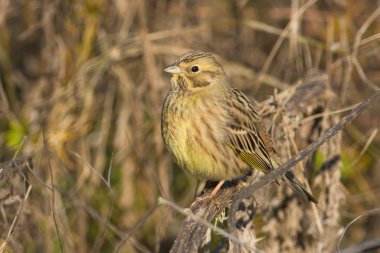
[
  {"x1": 195, "y1": 180, "x2": 226, "y2": 202},
  {"x1": 210, "y1": 180, "x2": 225, "y2": 196},
  {"x1": 194, "y1": 181, "x2": 206, "y2": 198}
]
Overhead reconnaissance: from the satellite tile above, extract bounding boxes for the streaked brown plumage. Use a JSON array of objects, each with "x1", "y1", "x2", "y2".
[{"x1": 161, "y1": 50, "x2": 317, "y2": 203}]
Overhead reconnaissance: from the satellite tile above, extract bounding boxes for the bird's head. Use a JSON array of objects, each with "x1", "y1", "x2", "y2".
[{"x1": 164, "y1": 51, "x2": 229, "y2": 92}]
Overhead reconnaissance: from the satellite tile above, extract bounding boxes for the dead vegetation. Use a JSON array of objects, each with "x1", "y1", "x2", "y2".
[{"x1": 1, "y1": 1, "x2": 380, "y2": 252}]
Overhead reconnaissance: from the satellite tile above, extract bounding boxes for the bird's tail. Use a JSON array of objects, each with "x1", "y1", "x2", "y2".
[
  {"x1": 270, "y1": 158, "x2": 318, "y2": 204},
  {"x1": 284, "y1": 171, "x2": 318, "y2": 204}
]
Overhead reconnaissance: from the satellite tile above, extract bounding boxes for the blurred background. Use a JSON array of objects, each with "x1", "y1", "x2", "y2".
[{"x1": 0, "y1": 0, "x2": 380, "y2": 252}]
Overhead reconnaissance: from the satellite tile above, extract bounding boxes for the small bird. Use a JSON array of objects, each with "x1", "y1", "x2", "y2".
[{"x1": 161, "y1": 50, "x2": 317, "y2": 203}]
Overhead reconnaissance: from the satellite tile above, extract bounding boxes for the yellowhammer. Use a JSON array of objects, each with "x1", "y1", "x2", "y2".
[{"x1": 161, "y1": 50, "x2": 317, "y2": 203}]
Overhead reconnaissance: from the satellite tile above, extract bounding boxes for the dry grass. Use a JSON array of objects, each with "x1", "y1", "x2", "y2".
[{"x1": 1, "y1": 0, "x2": 380, "y2": 252}]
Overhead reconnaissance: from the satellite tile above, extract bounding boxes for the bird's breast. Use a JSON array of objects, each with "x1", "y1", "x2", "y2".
[{"x1": 161, "y1": 92, "x2": 242, "y2": 180}]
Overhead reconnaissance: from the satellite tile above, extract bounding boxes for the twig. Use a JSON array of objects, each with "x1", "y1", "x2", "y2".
[
  {"x1": 114, "y1": 203, "x2": 159, "y2": 253},
  {"x1": 335, "y1": 237, "x2": 380, "y2": 253},
  {"x1": 0, "y1": 185, "x2": 32, "y2": 253},
  {"x1": 255, "y1": 0, "x2": 318, "y2": 91},
  {"x1": 337, "y1": 207, "x2": 380, "y2": 251}
]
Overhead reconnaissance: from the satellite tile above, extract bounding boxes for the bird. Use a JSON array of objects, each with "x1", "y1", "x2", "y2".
[{"x1": 161, "y1": 50, "x2": 317, "y2": 203}]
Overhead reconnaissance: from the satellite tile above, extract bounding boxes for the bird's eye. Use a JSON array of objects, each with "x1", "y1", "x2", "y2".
[{"x1": 191, "y1": 66, "x2": 199, "y2": 72}]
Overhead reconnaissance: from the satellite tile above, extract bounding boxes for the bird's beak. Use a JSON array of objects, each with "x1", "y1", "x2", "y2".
[{"x1": 164, "y1": 65, "x2": 181, "y2": 74}]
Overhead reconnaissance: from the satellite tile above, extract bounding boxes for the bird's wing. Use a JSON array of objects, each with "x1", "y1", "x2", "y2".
[
  {"x1": 225, "y1": 88, "x2": 276, "y2": 174},
  {"x1": 225, "y1": 89, "x2": 318, "y2": 203}
]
